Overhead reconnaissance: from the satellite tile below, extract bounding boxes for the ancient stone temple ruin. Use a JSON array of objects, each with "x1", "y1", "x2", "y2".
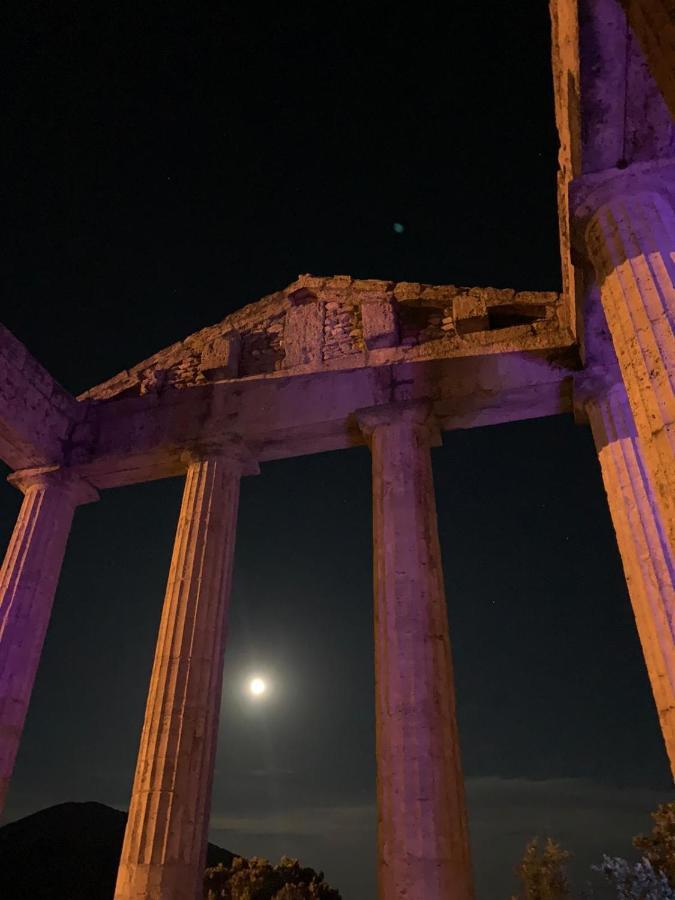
[{"x1": 0, "y1": 1, "x2": 672, "y2": 898}]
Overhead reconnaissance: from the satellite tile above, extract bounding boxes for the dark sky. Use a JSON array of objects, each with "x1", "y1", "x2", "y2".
[{"x1": 1, "y1": 2, "x2": 671, "y2": 898}]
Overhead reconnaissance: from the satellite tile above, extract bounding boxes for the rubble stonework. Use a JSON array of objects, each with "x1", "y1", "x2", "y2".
[{"x1": 79, "y1": 276, "x2": 566, "y2": 401}]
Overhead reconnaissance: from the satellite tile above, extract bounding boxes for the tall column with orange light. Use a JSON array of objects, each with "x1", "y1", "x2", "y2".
[
  {"x1": 114, "y1": 443, "x2": 257, "y2": 900},
  {"x1": 357, "y1": 401, "x2": 474, "y2": 900},
  {"x1": 577, "y1": 369, "x2": 675, "y2": 780},
  {"x1": 573, "y1": 165, "x2": 675, "y2": 551}
]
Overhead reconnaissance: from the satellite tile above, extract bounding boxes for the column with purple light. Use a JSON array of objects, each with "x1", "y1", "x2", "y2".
[
  {"x1": 0, "y1": 467, "x2": 98, "y2": 813},
  {"x1": 578, "y1": 369, "x2": 675, "y2": 780},
  {"x1": 357, "y1": 401, "x2": 474, "y2": 900},
  {"x1": 114, "y1": 443, "x2": 257, "y2": 900},
  {"x1": 620, "y1": 0, "x2": 675, "y2": 120},
  {"x1": 573, "y1": 166, "x2": 675, "y2": 549}
]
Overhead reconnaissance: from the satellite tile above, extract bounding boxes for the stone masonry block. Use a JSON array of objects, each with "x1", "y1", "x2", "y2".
[
  {"x1": 361, "y1": 301, "x2": 399, "y2": 350},
  {"x1": 284, "y1": 303, "x2": 325, "y2": 367},
  {"x1": 393, "y1": 282, "x2": 421, "y2": 301},
  {"x1": 293, "y1": 274, "x2": 327, "y2": 292},
  {"x1": 421, "y1": 285, "x2": 459, "y2": 302},
  {"x1": 353, "y1": 278, "x2": 392, "y2": 293},
  {"x1": 514, "y1": 291, "x2": 558, "y2": 305},
  {"x1": 200, "y1": 332, "x2": 241, "y2": 380},
  {"x1": 288, "y1": 287, "x2": 317, "y2": 307},
  {"x1": 325, "y1": 275, "x2": 352, "y2": 290},
  {"x1": 453, "y1": 293, "x2": 489, "y2": 335}
]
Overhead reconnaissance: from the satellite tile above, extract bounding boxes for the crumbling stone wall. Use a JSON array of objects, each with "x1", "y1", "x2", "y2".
[{"x1": 79, "y1": 275, "x2": 565, "y2": 402}]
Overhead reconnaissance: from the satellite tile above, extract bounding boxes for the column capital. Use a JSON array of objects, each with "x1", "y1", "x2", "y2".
[
  {"x1": 354, "y1": 400, "x2": 442, "y2": 446},
  {"x1": 179, "y1": 437, "x2": 260, "y2": 476},
  {"x1": 7, "y1": 466, "x2": 99, "y2": 506},
  {"x1": 569, "y1": 157, "x2": 675, "y2": 224}
]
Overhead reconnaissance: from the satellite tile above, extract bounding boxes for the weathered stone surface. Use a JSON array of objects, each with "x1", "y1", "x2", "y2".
[
  {"x1": 326, "y1": 275, "x2": 352, "y2": 290},
  {"x1": 361, "y1": 300, "x2": 399, "y2": 349},
  {"x1": 77, "y1": 277, "x2": 567, "y2": 401},
  {"x1": 418, "y1": 285, "x2": 457, "y2": 303},
  {"x1": 620, "y1": 0, "x2": 675, "y2": 120},
  {"x1": 566, "y1": 155, "x2": 675, "y2": 782},
  {"x1": 550, "y1": 0, "x2": 674, "y2": 356},
  {"x1": 200, "y1": 331, "x2": 241, "y2": 380},
  {"x1": 322, "y1": 297, "x2": 363, "y2": 361},
  {"x1": 284, "y1": 302, "x2": 325, "y2": 368},
  {"x1": 358, "y1": 401, "x2": 473, "y2": 900},
  {"x1": 0, "y1": 325, "x2": 83, "y2": 470},
  {"x1": 393, "y1": 281, "x2": 421, "y2": 301},
  {"x1": 0, "y1": 468, "x2": 97, "y2": 812},
  {"x1": 452, "y1": 293, "x2": 489, "y2": 335},
  {"x1": 578, "y1": 370, "x2": 675, "y2": 779},
  {"x1": 114, "y1": 450, "x2": 253, "y2": 900},
  {"x1": 576, "y1": 0, "x2": 672, "y2": 175},
  {"x1": 572, "y1": 163, "x2": 675, "y2": 547},
  {"x1": 63, "y1": 350, "x2": 577, "y2": 490},
  {"x1": 353, "y1": 278, "x2": 393, "y2": 293}
]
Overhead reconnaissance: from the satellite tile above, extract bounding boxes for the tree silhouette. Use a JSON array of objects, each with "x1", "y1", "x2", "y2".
[
  {"x1": 633, "y1": 802, "x2": 675, "y2": 888},
  {"x1": 511, "y1": 837, "x2": 572, "y2": 900},
  {"x1": 203, "y1": 855, "x2": 341, "y2": 899}
]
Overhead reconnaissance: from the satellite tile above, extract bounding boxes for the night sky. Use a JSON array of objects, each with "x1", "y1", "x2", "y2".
[{"x1": 1, "y1": 2, "x2": 672, "y2": 898}]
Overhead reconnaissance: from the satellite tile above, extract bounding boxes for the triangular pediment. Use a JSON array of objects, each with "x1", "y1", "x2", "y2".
[{"x1": 79, "y1": 274, "x2": 566, "y2": 401}]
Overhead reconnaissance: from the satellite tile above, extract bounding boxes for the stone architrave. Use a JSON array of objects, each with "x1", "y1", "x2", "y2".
[
  {"x1": 573, "y1": 168, "x2": 675, "y2": 548},
  {"x1": 356, "y1": 401, "x2": 474, "y2": 900},
  {"x1": 114, "y1": 443, "x2": 257, "y2": 900},
  {"x1": 578, "y1": 370, "x2": 675, "y2": 779},
  {"x1": 0, "y1": 467, "x2": 98, "y2": 812}
]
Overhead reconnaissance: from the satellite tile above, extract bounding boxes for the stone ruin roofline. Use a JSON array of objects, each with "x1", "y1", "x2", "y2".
[{"x1": 78, "y1": 273, "x2": 572, "y2": 402}]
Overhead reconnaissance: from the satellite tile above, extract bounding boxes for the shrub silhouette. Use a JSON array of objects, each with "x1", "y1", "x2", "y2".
[
  {"x1": 510, "y1": 800, "x2": 675, "y2": 898},
  {"x1": 204, "y1": 855, "x2": 341, "y2": 899},
  {"x1": 633, "y1": 801, "x2": 675, "y2": 888},
  {"x1": 511, "y1": 837, "x2": 572, "y2": 900}
]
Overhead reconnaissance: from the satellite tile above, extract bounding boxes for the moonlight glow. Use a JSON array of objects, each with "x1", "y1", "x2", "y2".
[{"x1": 249, "y1": 677, "x2": 267, "y2": 697}]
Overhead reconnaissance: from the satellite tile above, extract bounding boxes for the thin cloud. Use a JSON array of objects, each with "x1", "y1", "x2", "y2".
[
  {"x1": 208, "y1": 777, "x2": 672, "y2": 899},
  {"x1": 210, "y1": 803, "x2": 375, "y2": 839}
]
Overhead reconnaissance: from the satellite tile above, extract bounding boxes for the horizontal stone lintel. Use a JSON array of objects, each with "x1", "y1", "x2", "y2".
[{"x1": 65, "y1": 344, "x2": 578, "y2": 489}]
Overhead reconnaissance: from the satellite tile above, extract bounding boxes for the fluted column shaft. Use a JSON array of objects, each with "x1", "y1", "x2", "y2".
[
  {"x1": 583, "y1": 377, "x2": 675, "y2": 780},
  {"x1": 358, "y1": 402, "x2": 474, "y2": 900},
  {"x1": 114, "y1": 450, "x2": 253, "y2": 900},
  {"x1": 0, "y1": 467, "x2": 98, "y2": 813},
  {"x1": 583, "y1": 187, "x2": 675, "y2": 546}
]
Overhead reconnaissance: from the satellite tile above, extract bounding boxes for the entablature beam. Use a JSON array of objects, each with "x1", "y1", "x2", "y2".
[{"x1": 66, "y1": 349, "x2": 577, "y2": 489}]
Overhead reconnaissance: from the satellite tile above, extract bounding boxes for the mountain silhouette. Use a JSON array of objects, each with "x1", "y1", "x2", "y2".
[{"x1": 0, "y1": 801, "x2": 234, "y2": 899}]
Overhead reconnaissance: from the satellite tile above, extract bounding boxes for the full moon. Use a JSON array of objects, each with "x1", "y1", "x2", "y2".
[{"x1": 249, "y1": 677, "x2": 266, "y2": 697}]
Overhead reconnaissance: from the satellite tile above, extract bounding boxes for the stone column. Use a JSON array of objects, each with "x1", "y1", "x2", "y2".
[
  {"x1": 114, "y1": 444, "x2": 257, "y2": 900},
  {"x1": 573, "y1": 168, "x2": 675, "y2": 548},
  {"x1": 357, "y1": 401, "x2": 474, "y2": 900},
  {"x1": 620, "y1": 0, "x2": 675, "y2": 120},
  {"x1": 0, "y1": 466, "x2": 98, "y2": 813},
  {"x1": 578, "y1": 371, "x2": 675, "y2": 780}
]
